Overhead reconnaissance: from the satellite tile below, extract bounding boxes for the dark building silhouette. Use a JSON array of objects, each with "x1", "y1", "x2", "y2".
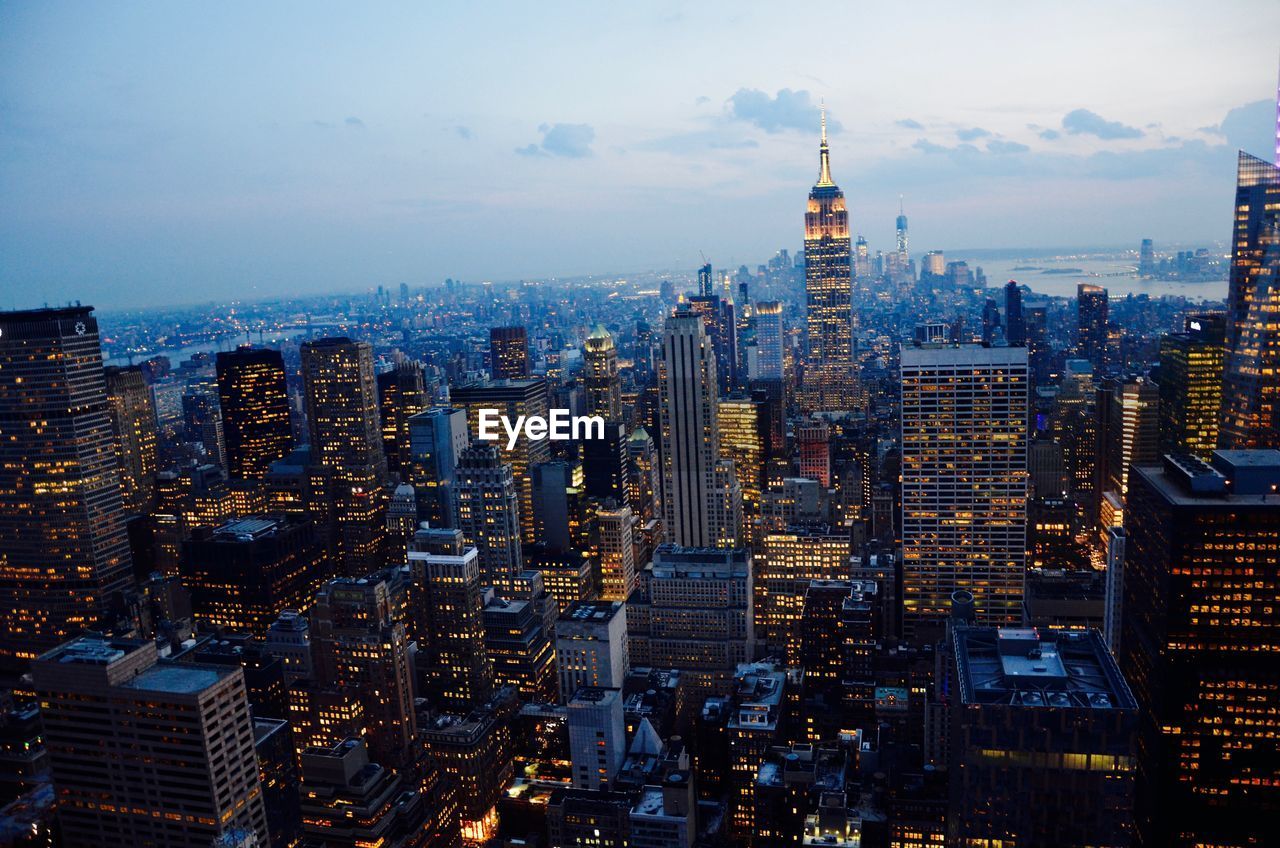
[
  {"x1": 489, "y1": 326, "x2": 531, "y2": 380},
  {"x1": 216, "y1": 346, "x2": 294, "y2": 480}
]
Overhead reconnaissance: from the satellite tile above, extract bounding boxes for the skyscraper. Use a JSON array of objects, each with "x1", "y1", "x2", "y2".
[
  {"x1": 900, "y1": 344, "x2": 1029, "y2": 636},
  {"x1": 216, "y1": 346, "x2": 294, "y2": 481},
  {"x1": 803, "y1": 108, "x2": 855, "y2": 410},
  {"x1": 660, "y1": 308, "x2": 741, "y2": 548},
  {"x1": 687, "y1": 293, "x2": 739, "y2": 394},
  {"x1": 1220, "y1": 151, "x2": 1280, "y2": 448},
  {"x1": 556, "y1": 600, "x2": 629, "y2": 701},
  {"x1": 301, "y1": 337, "x2": 388, "y2": 575},
  {"x1": 596, "y1": 504, "x2": 636, "y2": 602},
  {"x1": 376, "y1": 360, "x2": 427, "y2": 476},
  {"x1": 32, "y1": 637, "x2": 268, "y2": 846},
  {"x1": 1157, "y1": 314, "x2": 1225, "y2": 460},
  {"x1": 1076, "y1": 284, "x2": 1109, "y2": 370},
  {"x1": 1003, "y1": 280, "x2": 1025, "y2": 347},
  {"x1": 1139, "y1": 238, "x2": 1155, "y2": 276},
  {"x1": 718, "y1": 397, "x2": 767, "y2": 514},
  {"x1": 452, "y1": 378, "x2": 551, "y2": 545},
  {"x1": 489, "y1": 325, "x2": 530, "y2": 380},
  {"x1": 0, "y1": 307, "x2": 133, "y2": 669},
  {"x1": 408, "y1": 527, "x2": 493, "y2": 712},
  {"x1": 454, "y1": 442, "x2": 523, "y2": 587},
  {"x1": 753, "y1": 300, "x2": 785, "y2": 380},
  {"x1": 568, "y1": 687, "x2": 626, "y2": 791},
  {"x1": 310, "y1": 569, "x2": 417, "y2": 769},
  {"x1": 407, "y1": 406, "x2": 469, "y2": 528},
  {"x1": 583, "y1": 323, "x2": 622, "y2": 421},
  {"x1": 1121, "y1": 452, "x2": 1280, "y2": 846},
  {"x1": 104, "y1": 364, "x2": 159, "y2": 513}
]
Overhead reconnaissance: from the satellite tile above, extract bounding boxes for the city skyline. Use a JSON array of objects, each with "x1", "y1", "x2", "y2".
[{"x1": 2, "y1": 2, "x2": 1279, "y2": 310}]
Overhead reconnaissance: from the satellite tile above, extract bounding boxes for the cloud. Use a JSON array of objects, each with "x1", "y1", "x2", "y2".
[
  {"x1": 956, "y1": 126, "x2": 990, "y2": 141},
  {"x1": 895, "y1": 118, "x2": 924, "y2": 130},
  {"x1": 913, "y1": 138, "x2": 950, "y2": 155},
  {"x1": 695, "y1": 95, "x2": 711, "y2": 106},
  {"x1": 344, "y1": 116, "x2": 365, "y2": 129},
  {"x1": 727, "y1": 88, "x2": 838, "y2": 134},
  {"x1": 516, "y1": 122, "x2": 595, "y2": 158},
  {"x1": 455, "y1": 125, "x2": 473, "y2": 140},
  {"x1": 1061, "y1": 109, "x2": 1143, "y2": 140},
  {"x1": 1039, "y1": 129, "x2": 1061, "y2": 140},
  {"x1": 986, "y1": 139, "x2": 1029, "y2": 154},
  {"x1": 1216, "y1": 99, "x2": 1273, "y2": 157}
]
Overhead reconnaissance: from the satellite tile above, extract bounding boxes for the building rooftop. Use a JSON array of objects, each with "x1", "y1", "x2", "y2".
[
  {"x1": 953, "y1": 627, "x2": 1136, "y2": 711},
  {"x1": 121, "y1": 664, "x2": 227, "y2": 694},
  {"x1": 560, "y1": 600, "x2": 623, "y2": 624}
]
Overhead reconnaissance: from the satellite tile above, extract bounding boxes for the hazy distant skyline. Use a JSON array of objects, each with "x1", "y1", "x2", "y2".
[{"x1": 2, "y1": 1, "x2": 1278, "y2": 309}]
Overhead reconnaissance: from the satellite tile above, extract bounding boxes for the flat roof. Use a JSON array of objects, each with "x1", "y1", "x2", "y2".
[{"x1": 121, "y1": 663, "x2": 229, "y2": 694}]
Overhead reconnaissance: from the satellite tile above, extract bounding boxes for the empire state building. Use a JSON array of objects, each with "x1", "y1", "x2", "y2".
[{"x1": 803, "y1": 107, "x2": 855, "y2": 411}]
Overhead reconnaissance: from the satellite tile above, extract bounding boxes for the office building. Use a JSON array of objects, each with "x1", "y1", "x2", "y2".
[
  {"x1": 454, "y1": 443, "x2": 523, "y2": 587},
  {"x1": 568, "y1": 686, "x2": 626, "y2": 791},
  {"x1": 718, "y1": 396, "x2": 768, "y2": 515},
  {"x1": 754, "y1": 301, "x2": 786, "y2": 380},
  {"x1": 377, "y1": 360, "x2": 427, "y2": 476},
  {"x1": 181, "y1": 515, "x2": 327, "y2": 636},
  {"x1": 104, "y1": 365, "x2": 159, "y2": 513},
  {"x1": 483, "y1": 592, "x2": 556, "y2": 702},
  {"x1": 1157, "y1": 314, "x2": 1225, "y2": 459},
  {"x1": 803, "y1": 109, "x2": 855, "y2": 410},
  {"x1": 900, "y1": 345, "x2": 1029, "y2": 636},
  {"x1": 451, "y1": 378, "x2": 551, "y2": 545},
  {"x1": 556, "y1": 600, "x2": 628, "y2": 701},
  {"x1": 0, "y1": 307, "x2": 133, "y2": 668},
  {"x1": 949, "y1": 627, "x2": 1137, "y2": 847},
  {"x1": 301, "y1": 337, "x2": 388, "y2": 576},
  {"x1": 584, "y1": 323, "x2": 622, "y2": 420},
  {"x1": 1004, "y1": 280, "x2": 1025, "y2": 347},
  {"x1": 597, "y1": 505, "x2": 636, "y2": 602},
  {"x1": 407, "y1": 406, "x2": 469, "y2": 528},
  {"x1": 32, "y1": 637, "x2": 268, "y2": 846},
  {"x1": 628, "y1": 545, "x2": 753, "y2": 700},
  {"x1": 489, "y1": 326, "x2": 530, "y2": 380},
  {"x1": 216, "y1": 346, "x2": 294, "y2": 480},
  {"x1": 660, "y1": 308, "x2": 742, "y2": 548},
  {"x1": 687, "y1": 294, "x2": 738, "y2": 394},
  {"x1": 755, "y1": 528, "x2": 853, "y2": 662},
  {"x1": 1076, "y1": 284, "x2": 1109, "y2": 370},
  {"x1": 1220, "y1": 152, "x2": 1280, "y2": 448},
  {"x1": 1121, "y1": 451, "x2": 1280, "y2": 846}
]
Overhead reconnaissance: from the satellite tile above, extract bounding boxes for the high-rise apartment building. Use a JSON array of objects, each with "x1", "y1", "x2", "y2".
[
  {"x1": 301, "y1": 337, "x2": 388, "y2": 575},
  {"x1": 32, "y1": 637, "x2": 268, "y2": 846},
  {"x1": 1121, "y1": 451, "x2": 1280, "y2": 846},
  {"x1": 803, "y1": 110, "x2": 855, "y2": 410},
  {"x1": 0, "y1": 307, "x2": 133, "y2": 669},
  {"x1": 489, "y1": 326, "x2": 531, "y2": 380},
  {"x1": 660, "y1": 309, "x2": 741, "y2": 548},
  {"x1": 900, "y1": 344, "x2": 1029, "y2": 636},
  {"x1": 1220, "y1": 152, "x2": 1280, "y2": 448},
  {"x1": 216, "y1": 346, "x2": 294, "y2": 480}
]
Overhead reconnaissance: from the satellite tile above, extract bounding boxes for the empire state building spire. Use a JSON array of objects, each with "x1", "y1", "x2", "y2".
[{"x1": 817, "y1": 100, "x2": 835, "y2": 187}]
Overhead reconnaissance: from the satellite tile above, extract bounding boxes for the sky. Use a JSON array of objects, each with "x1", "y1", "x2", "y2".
[{"x1": 1, "y1": 1, "x2": 1278, "y2": 310}]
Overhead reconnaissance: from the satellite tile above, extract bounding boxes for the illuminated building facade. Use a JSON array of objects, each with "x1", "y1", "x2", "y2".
[
  {"x1": 718, "y1": 397, "x2": 767, "y2": 515},
  {"x1": 454, "y1": 443, "x2": 523, "y2": 586},
  {"x1": 597, "y1": 504, "x2": 636, "y2": 602},
  {"x1": 660, "y1": 309, "x2": 741, "y2": 548},
  {"x1": 104, "y1": 365, "x2": 158, "y2": 513},
  {"x1": 803, "y1": 109, "x2": 855, "y2": 411},
  {"x1": 216, "y1": 346, "x2": 294, "y2": 480},
  {"x1": 408, "y1": 527, "x2": 493, "y2": 712},
  {"x1": 1121, "y1": 452, "x2": 1280, "y2": 846},
  {"x1": 753, "y1": 300, "x2": 785, "y2": 381},
  {"x1": 310, "y1": 569, "x2": 417, "y2": 770},
  {"x1": 489, "y1": 325, "x2": 531, "y2": 380},
  {"x1": 482, "y1": 593, "x2": 556, "y2": 702},
  {"x1": 32, "y1": 637, "x2": 268, "y2": 846},
  {"x1": 1157, "y1": 314, "x2": 1225, "y2": 460},
  {"x1": 755, "y1": 528, "x2": 853, "y2": 663},
  {"x1": 451, "y1": 378, "x2": 551, "y2": 545},
  {"x1": 1076, "y1": 284, "x2": 1109, "y2": 371},
  {"x1": 1220, "y1": 151, "x2": 1280, "y2": 448},
  {"x1": 584, "y1": 323, "x2": 622, "y2": 420},
  {"x1": 377, "y1": 360, "x2": 427, "y2": 476},
  {"x1": 408, "y1": 406, "x2": 469, "y2": 528},
  {"x1": 900, "y1": 345, "x2": 1029, "y2": 636},
  {"x1": 301, "y1": 337, "x2": 388, "y2": 576},
  {"x1": 687, "y1": 294, "x2": 738, "y2": 394},
  {"x1": 0, "y1": 306, "x2": 133, "y2": 669},
  {"x1": 181, "y1": 516, "x2": 327, "y2": 636},
  {"x1": 556, "y1": 600, "x2": 628, "y2": 701}
]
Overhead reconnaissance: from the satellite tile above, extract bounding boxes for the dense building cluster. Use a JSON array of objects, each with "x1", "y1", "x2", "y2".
[{"x1": 1, "y1": 117, "x2": 1278, "y2": 848}]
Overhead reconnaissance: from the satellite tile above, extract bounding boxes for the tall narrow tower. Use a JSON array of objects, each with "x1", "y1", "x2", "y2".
[
  {"x1": 583, "y1": 324, "x2": 622, "y2": 421},
  {"x1": 803, "y1": 104, "x2": 854, "y2": 411}
]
